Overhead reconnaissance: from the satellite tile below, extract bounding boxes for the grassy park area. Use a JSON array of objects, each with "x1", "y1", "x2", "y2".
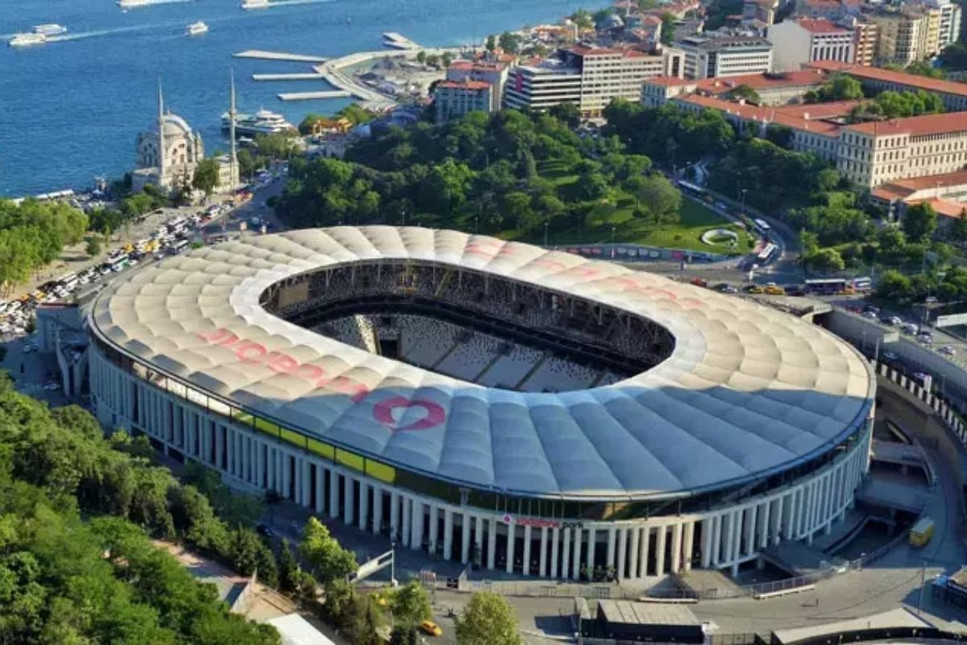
[{"x1": 507, "y1": 198, "x2": 755, "y2": 253}]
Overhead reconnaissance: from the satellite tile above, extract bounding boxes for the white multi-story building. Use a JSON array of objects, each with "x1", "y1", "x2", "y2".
[
  {"x1": 504, "y1": 45, "x2": 683, "y2": 116},
  {"x1": 433, "y1": 80, "x2": 494, "y2": 123},
  {"x1": 445, "y1": 61, "x2": 509, "y2": 112},
  {"x1": 673, "y1": 35, "x2": 774, "y2": 79},
  {"x1": 768, "y1": 18, "x2": 855, "y2": 71},
  {"x1": 924, "y1": 0, "x2": 963, "y2": 48}
]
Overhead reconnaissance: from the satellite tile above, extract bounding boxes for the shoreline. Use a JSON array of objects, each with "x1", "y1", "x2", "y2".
[{"x1": 4, "y1": 3, "x2": 600, "y2": 200}]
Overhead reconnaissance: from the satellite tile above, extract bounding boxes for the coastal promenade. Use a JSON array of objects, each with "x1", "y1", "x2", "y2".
[{"x1": 233, "y1": 50, "x2": 329, "y2": 63}]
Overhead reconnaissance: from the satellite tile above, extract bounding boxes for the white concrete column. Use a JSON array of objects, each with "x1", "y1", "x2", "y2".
[
  {"x1": 522, "y1": 525, "x2": 532, "y2": 576},
  {"x1": 757, "y1": 501, "x2": 770, "y2": 551},
  {"x1": 329, "y1": 469, "x2": 340, "y2": 519},
  {"x1": 771, "y1": 497, "x2": 783, "y2": 545},
  {"x1": 640, "y1": 525, "x2": 651, "y2": 576},
  {"x1": 721, "y1": 513, "x2": 735, "y2": 564},
  {"x1": 744, "y1": 506, "x2": 756, "y2": 557},
  {"x1": 731, "y1": 510, "x2": 743, "y2": 562},
  {"x1": 264, "y1": 445, "x2": 273, "y2": 490},
  {"x1": 712, "y1": 515, "x2": 723, "y2": 566},
  {"x1": 255, "y1": 442, "x2": 264, "y2": 488},
  {"x1": 215, "y1": 426, "x2": 224, "y2": 470},
  {"x1": 561, "y1": 527, "x2": 571, "y2": 579},
  {"x1": 586, "y1": 527, "x2": 596, "y2": 573},
  {"x1": 411, "y1": 498, "x2": 423, "y2": 551},
  {"x1": 403, "y1": 496, "x2": 414, "y2": 548},
  {"x1": 301, "y1": 459, "x2": 311, "y2": 508},
  {"x1": 314, "y1": 465, "x2": 324, "y2": 514},
  {"x1": 655, "y1": 525, "x2": 667, "y2": 576},
  {"x1": 475, "y1": 515, "x2": 484, "y2": 558},
  {"x1": 701, "y1": 518, "x2": 714, "y2": 569},
  {"x1": 358, "y1": 481, "x2": 369, "y2": 532},
  {"x1": 372, "y1": 486, "x2": 382, "y2": 535},
  {"x1": 571, "y1": 528, "x2": 582, "y2": 580},
  {"x1": 390, "y1": 491, "x2": 400, "y2": 541},
  {"x1": 443, "y1": 508, "x2": 454, "y2": 561},
  {"x1": 606, "y1": 527, "x2": 617, "y2": 569},
  {"x1": 550, "y1": 527, "x2": 560, "y2": 578},
  {"x1": 461, "y1": 512, "x2": 472, "y2": 564},
  {"x1": 539, "y1": 527, "x2": 549, "y2": 578},
  {"x1": 506, "y1": 522, "x2": 515, "y2": 574},
  {"x1": 629, "y1": 526, "x2": 641, "y2": 578},
  {"x1": 343, "y1": 476, "x2": 355, "y2": 524},
  {"x1": 428, "y1": 505, "x2": 439, "y2": 555},
  {"x1": 280, "y1": 450, "x2": 291, "y2": 499},
  {"x1": 682, "y1": 521, "x2": 695, "y2": 572},
  {"x1": 617, "y1": 528, "x2": 628, "y2": 579},
  {"x1": 670, "y1": 523, "x2": 683, "y2": 574},
  {"x1": 487, "y1": 518, "x2": 497, "y2": 570}
]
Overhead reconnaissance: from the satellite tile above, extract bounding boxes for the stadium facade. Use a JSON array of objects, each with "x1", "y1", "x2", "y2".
[{"x1": 88, "y1": 227, "x2": 875, "y2": 579}]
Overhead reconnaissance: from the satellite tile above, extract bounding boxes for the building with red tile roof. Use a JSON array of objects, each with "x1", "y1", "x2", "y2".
[{"x1": 806, "y1": 61, "x2": 967, "y2": 111}]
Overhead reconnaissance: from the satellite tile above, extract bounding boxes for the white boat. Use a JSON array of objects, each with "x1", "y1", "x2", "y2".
[
  {"x1": 33, "y1": 24, "x2": 67, "y2": 36},
  {"x1": 8, "y1": 33, "x2": 46, "y2": 47},
  {"x1": 186, "y1": 21, "x2": 208, "y2": 36},
  {"x1": 221, "y1": 108, "x2": 295, "y2": 136},
  {"x1": 241, "y1": 0, "x2": 270, "y2": 9},
  {"x1": 117, "y1": 0, "x2": 158, "y2": 8}
]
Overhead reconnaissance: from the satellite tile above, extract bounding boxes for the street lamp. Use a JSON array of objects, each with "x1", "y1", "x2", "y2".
[
  {"x1": 401, "y1": 206, "x2": 407, "y2": 227},
  {"x1": 543, "y1": 220, "x2": 549, "y2": 247},
  {"x1": 474, "y1": 215, "x2": 479, "y2": 234},
  {"x1": 740, "y1": 188, "x2": 747, "y2": 215},
  {"x1": 610, "y1": 226, "x2": 616, "y2": 259}
]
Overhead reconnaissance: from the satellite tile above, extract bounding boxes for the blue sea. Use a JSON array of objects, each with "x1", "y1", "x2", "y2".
[{"x1": 0, "y1": 0, "x2": 593, "y2": 197}]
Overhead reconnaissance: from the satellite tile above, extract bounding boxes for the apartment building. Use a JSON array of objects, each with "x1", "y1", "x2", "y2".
[
  {"x1": 807, "y1": 61, "x2": 967, "y2": 111},
  {"x1": 503, "y1": 45, "x2": 683, "y2": 115},
  {"x1": 853, "y1": 20, "x2": 878, "y2": 66},
  {"x1": 870, "y1": 10, "x2": 939, "y2": 64},
  {"x1": 837, "y1": 112, "x2": 967, "y2": 187},
  {"x1": 768, "y1": 18, "x2": 855, "y2": 71},
  {"x1": 433, "y1": 80, "x2": 494, "y2": 123},
  {"x1": 673, "y1": 35, "x2": 774, "y2": 79},
  {"x1": 445, "y1": 61, "x2": 509, "y2": 112},
  {"x1": 926, "y1": 0, "x2": 963, "y2": 48}
]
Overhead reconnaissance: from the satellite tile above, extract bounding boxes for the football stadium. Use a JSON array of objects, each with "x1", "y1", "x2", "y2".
[{"x1": 88, "y1": 226, "x2": 876, "y2": 579}]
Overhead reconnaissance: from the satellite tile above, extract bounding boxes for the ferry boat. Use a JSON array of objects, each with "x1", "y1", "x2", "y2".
[
  {"x1": 241, "y1": 0, "x2": 270, "y2": 9},
  {"x1": 8, "y1": 33, "x2": 46, "y2": 47},
  {"x1": 221, "y1": 109, "x2": 295, "y2": 136},
  {"x1": 186, "y1": 21, "x2": 208, "y2": 36},
  {"x1": 33, "y1": 24, "x2": 67, "y2": 36}
]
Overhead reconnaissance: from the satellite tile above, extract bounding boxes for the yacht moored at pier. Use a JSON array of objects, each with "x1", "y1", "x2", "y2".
[{"x1": 221, "y1": 108, "x2": 295, "y2": 136}]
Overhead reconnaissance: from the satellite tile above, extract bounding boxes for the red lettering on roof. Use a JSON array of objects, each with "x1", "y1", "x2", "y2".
[{"x1": 374, "y1": 396, "x2": 446, "y2": 431}]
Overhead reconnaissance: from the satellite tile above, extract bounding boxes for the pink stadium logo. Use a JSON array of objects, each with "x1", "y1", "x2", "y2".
[{"x1": 373, "y1": 396, "x2": 446, "y2": 432}]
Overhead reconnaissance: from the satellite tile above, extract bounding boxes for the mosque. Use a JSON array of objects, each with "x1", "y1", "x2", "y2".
[{"x1": 132, "y1": 82, "x2": 238, "y2": 195}]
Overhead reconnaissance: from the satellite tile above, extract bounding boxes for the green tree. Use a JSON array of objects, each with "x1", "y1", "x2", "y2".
[
  {"x1": 192, "y1": 158, "x2": 221, "y2": 200},
  {"x1": 85, "y1": 235, "x2": 101, "y2": 257},
  {"x1": 903, "y1": 201, "x2": 938, "y2": 243},
  {"x1": 950, "y1": 209, "x2": 967, "y2": 246},
  {"x1": 660, "y1": 13, "x2": 675, "y2": 45},
  {"x1": 497, "y1": 32, "x2": 521, "y2": 54},
  {"x1": 728, "y1": 84, "x2": 761, "y2": 104},
  {"x1": 299, "y1": 517, "x2": 357, "y2": 584},
  {"x1": 389, "y1": 580, "x2": 432, "y2": 626},
  {"x1": 634, "y1": 174, "x2": 681, "y2": 223},
  {"x1": 802, "y1": 247, "x2": 845, "y2": 273},
  {"x1": 456, "y1": 592, "x2": 521, "y2": 645},
  {"x1": 441, "y1": 52, "x2": 453, "y2": 68},
  {"x1": 877, "y1": 268, "x2": 913, "y2": 301},
  {"x1": 570, "y1": 9, "x2": 594, "y2": 29},
  {"x1": 485, "y1": 35, "x2": 496, "y2": 52},
  {"x1": 390, "y1": 625, "x2": 419, "y2": 645},
  {"x1": 416, "y1": 50, "x2": 427, "y2": 64},
  {"x1": 548, "y1": 102, "x2": 581, "y2": 128}
]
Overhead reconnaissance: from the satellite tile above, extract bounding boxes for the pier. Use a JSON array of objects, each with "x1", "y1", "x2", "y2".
[
  {"x1": 233, "y1": 50, "x2": 329, "y2": 63},
  {"x1": 382, "y1": 32, "x2": 420, "y2": 50},
  {"x1": 253, "y1": 72, "x2": 324, "y2": 81},
  {"x1": 277, "y1": 90, "x2": 352, "y2": 101}
]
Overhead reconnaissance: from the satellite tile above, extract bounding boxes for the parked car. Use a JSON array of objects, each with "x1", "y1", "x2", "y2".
[{"x1": 940, "y1": 346, "x2": 956, "y2": 356}]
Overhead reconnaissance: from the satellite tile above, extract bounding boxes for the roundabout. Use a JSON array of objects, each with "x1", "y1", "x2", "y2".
[{"x1": 701, "y1": 227, "x2": 740, "y2": 247}]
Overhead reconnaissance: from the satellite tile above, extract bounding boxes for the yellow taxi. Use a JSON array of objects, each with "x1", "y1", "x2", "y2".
[
  {"x1": 746, "y1": 285, "x2": 765, "y2": 294},
  {"x1": 764, "y1": 285, "x2": 784, "y2": 295},
  {"x1": 418, "y1": 620, "x2": 442, "y2": 637}
]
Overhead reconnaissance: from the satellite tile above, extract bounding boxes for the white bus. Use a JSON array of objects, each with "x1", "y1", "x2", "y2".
[
  {"x1": 172, "y1": 240, "x2": 189, "y2": 254},
  {"x1": 754, "y1": 218, "x2": 772, "y2": 233},
  {"x1": 756, "y1": 243, "x2": 778, "y2": 264},
  {"x1": 57, "y1": 272, "x2": 79, "y2": 291}
]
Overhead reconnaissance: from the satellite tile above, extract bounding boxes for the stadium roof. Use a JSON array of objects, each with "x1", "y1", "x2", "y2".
[{"x1": 90, "y1": 227, "x2": 874, "y2": 501}]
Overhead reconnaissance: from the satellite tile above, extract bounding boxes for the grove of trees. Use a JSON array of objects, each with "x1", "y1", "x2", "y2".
[
  {"x1": 0, "y1": 199, "x2": 88, "y2": 292},
  {"x1": 0, "y1": 376, "x2": 279, "y2": 643}
]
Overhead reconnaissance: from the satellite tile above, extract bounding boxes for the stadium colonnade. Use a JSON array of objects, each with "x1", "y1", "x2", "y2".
[{"x1": 87, "y1": 226, "x2": 875, "y2": 580}]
